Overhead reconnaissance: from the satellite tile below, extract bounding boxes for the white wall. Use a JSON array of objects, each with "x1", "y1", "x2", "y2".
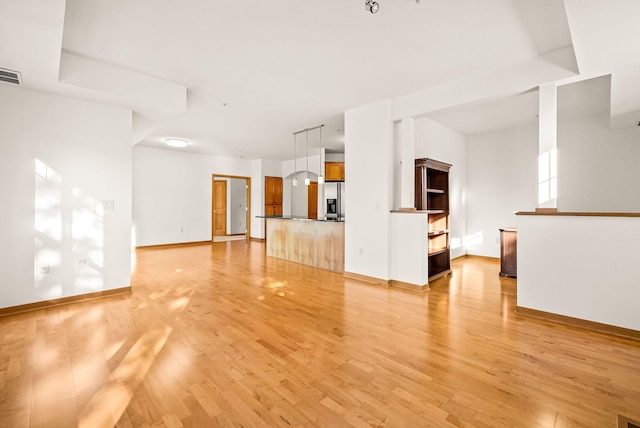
[
  {"x1": 518, "y1": 214, "x2": 640, "y2": 331},
  {"x1": 133, "y1": 146, "x2": 254, "y2": 246},
  {"x1": 415, "y1": 118, "x2": 468, "y2": 259},
  {"x1": 345, "y1": 100, "x2": 393, "y2": 280},
  {"x1": 284, "y1": 172, "x2": 318, "y2": 218},
  {"x1": 558, "y1": 114, "x2": 640, "y2": 212},
  {"x1": 465, "y1": 124, "x2": 538, "y2": 257},
  {"x1": 0, "y1": 85, "x2": 132, "y2": 308},
  {"x1": 229, "y1": 178, "x2": 247, "y2": 234},
  {"x1": 464, "y1": 112, "x2": 640, "y2": 258}
]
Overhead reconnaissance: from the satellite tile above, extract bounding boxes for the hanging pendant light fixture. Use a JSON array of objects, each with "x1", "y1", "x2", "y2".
[
  {"x1": 292, "y1": 133, "x2": 298, "y2": 186},
  {"x1": 318, "y1": 126, "x2": 324, "y2": 184},
  {"x1": 305, "y1": 130, "x2": 311, "y2": 186},
  {"x1": 292, "y1": 124, "x2": 324, "y2": 187}
]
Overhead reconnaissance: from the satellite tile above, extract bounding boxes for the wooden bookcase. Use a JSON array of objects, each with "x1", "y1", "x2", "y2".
[{"x1": 415, "y1": 158, "x2": 452, "y2": 281}]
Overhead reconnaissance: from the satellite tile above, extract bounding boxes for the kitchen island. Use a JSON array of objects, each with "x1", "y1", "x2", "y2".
[{"x1": 260, "y1": 217, "x2": 344, "y2": 273}]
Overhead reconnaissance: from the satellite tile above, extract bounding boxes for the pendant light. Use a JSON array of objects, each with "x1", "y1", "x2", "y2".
[
  {"x1": 292, "y1": 133, "x2": 298, "y2": 186},
  {"x1": 305, "y1": 130, "x2": 311, "y2": 186},
  {"x1": 318, "y1": 126, "x2": 324, "y2": 184}
]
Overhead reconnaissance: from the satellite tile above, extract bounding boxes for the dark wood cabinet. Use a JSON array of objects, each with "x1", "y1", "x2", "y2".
[
  {"x1": 415, "y1": 158, "x2": 452, "y2": 281},
  {"x1": 499, "y1": 228, "x2": 517, "y2": 278},
  {"x1": 265, "y1": 176, "x2": 283, "y2": 216}
]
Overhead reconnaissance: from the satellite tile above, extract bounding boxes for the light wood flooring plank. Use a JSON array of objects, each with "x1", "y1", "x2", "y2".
[{"x1": 0, "y1": 240, "x2": 639, "y2": 427}]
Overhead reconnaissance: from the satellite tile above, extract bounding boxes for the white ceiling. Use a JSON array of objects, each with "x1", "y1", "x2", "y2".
[
  {"x1": 427, "y1": 74, "x2": 612, "y2": 135},
  {"x1": 1, "y1": 0, "x2": 639, "y2": 159}
]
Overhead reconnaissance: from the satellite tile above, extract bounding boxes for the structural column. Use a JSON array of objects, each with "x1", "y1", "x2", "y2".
[{"x1": 398, "y1": 117, "x2": 416, "y2": 209}]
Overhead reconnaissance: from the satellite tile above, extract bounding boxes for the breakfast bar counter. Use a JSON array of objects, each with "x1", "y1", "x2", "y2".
[{"x1": 260, "y1": 217, "x2": 344, "y2": 273}]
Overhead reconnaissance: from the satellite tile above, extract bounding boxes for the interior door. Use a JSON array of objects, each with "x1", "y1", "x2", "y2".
[
  {"x1": 213, "y1": 180, "x2": 227, "y2": 237},
  {"x1": 308, "y1": 181, "x2": 318, "y2": 219}
]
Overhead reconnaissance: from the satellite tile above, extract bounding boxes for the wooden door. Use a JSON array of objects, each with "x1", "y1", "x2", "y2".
[
  {"x1": 308, "y1": 181, "x2": 318, "y2": 219},
  {"x1": 213, "y1": 180, "x2": 227, "y2": 237}
]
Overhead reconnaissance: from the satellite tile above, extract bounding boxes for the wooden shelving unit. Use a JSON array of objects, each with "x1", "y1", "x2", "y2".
[{"x1": 415, "y1": 158, "x2": 452, "y2": 281}]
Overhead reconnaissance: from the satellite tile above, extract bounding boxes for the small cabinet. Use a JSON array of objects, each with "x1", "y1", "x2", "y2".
[
  {"x1": 265, "y1": 176, "x2": 283, "y2": 216},
  {"x1": 325, "y1": 162, "x2": 345, "y2": 181},
  {"x1": 415, "y1": 158, "x2": 452, "y2": 281},
  {"x1": 499, "y1": 228, "x2": 517, "y2": 278}
]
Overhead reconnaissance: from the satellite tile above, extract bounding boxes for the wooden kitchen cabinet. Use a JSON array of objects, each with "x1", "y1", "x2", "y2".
[
  {"x1": 265, "y1": 176, "x2": 283, "y2": 216},
  {"x1": 325, "y1": 162, "x2": 345, "y2": 181}
]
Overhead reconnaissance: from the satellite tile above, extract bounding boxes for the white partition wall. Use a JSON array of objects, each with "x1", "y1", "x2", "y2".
[
  {"x1": 390, "y1": 212, "x2": 429, "y2": 287},
  {"x1": 344, "y1": 100, "x2": 394, "y2": 281},
  {"x1": 517, "y1": 213, "x2": 640, "y2": 331}
]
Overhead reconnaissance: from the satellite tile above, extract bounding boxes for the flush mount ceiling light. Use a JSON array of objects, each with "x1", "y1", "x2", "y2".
[
  {"x1": 165, "y1": 138, "x2": 189, "y2": 148},
  {"x1": 365, "y1": 0, "x2": 379, "y2": 13}
]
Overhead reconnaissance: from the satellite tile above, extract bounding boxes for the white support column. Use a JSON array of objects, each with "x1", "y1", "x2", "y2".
[
  {"x1": 398, "y1": 117, "x2": 416, "y2": 208},
  {"x1": 318, "y1": 148, "x2": 325, "y2": 219},
  {"x1": 538, "y1": 82, "x2": 558, "y2": 209}
]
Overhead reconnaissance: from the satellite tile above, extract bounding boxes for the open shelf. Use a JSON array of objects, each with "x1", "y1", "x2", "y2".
[
  {"x1": 416, "y1": 158, "x2": 452, "y2": 282},
  {"x1": 428, "y1": 248, "x2": 448, "y2": 256}
]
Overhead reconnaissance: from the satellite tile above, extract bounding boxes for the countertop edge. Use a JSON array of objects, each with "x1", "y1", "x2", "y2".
[
  {"x1": 515, "y1": 211, "x2": 640, "y2": 217},
  {"x1": 257, "y1": 216, "x2": 345, "y2": 222}
]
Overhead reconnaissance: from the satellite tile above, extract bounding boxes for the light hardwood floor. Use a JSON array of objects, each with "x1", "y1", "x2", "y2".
[{"x1": 1, "y1": 241, "x2": 639, "y2": 427}]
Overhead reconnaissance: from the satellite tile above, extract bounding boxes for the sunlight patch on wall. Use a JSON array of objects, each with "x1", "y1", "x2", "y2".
[
  {"x1": 34, "y1": 159, "x2": 108, "y2": 298},
  {"x1": 538, "y1": 149, "x2": 557, "y2": 205},
  {"x1": 462, "y1": 231, "x2": 484, "y2": 249},
  {"x1": 35, "y1": 159, "x2": 62, "y2": 298},
  {"x1": 73, "y1": 186, "x2": 104, "y2": 293}
]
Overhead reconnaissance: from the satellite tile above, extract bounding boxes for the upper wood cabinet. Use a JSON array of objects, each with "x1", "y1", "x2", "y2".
[
  {"x1": 265, "y1": 176, "x2": 283, "y2": 216},
  {"x1": 325, "y1": 162, "x2": 345, "y2": 182},
  {"x1": 265, "y1": 176, "x2": 283, "y2": 205}
]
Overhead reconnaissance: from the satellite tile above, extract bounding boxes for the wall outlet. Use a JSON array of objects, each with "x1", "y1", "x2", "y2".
[
  {"x1": 76, "y1": 259, "x2": 86, "y2": 270},
  {"x1": 103, "y1": 200, "x2": 114, "y2": 211},
  {"x1": 180, "y1": 227, "x2": 184, "y2": 233},
  {"x1": 359, "y1": 248, "x2": 364, "y2": 256},
  {"x1": 40, "y1": 265, "x2": 50, "y2": 274}
]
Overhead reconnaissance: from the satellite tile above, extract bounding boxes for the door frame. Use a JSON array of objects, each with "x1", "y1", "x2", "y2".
[{"x1": 212, "y1": 174, "x2": 251, "y2": 240}]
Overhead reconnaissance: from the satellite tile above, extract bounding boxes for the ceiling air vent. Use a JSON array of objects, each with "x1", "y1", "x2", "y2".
[{"x1": 0, "y1": 68, "x2": 22, "y2": 85}]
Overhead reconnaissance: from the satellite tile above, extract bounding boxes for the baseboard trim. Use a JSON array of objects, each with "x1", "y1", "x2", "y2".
[
  {"x1": 451, "y1": 254, "x2": 467, "y2": 263},
  {"x1": 343, "y1": 271, "x2": 389, "y2": 286},
  {"x1": 0, "y1": 287, "x2": 132, "y2": 317},
  {"x1": 343, "y1": 272, "x2": 430, "y2": 293},
  {"x1": 250, "y1": 237, "x2": 265, "y2": 242},
  {"x1": 464, "y1": 254, "x2": 500, "y2": 262},
  {"x1": 136, "y1": 241, "x2": 212, "y2": 251},
  {"x1": 389, "y1": 280, "x2": 429, "y2": 293},
  {"x1": 428, "y1": 269, "x2": 452, "y2": 282},
  {"x1": 515, "y1": 306, "x2": 640, "y2": 341}
]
